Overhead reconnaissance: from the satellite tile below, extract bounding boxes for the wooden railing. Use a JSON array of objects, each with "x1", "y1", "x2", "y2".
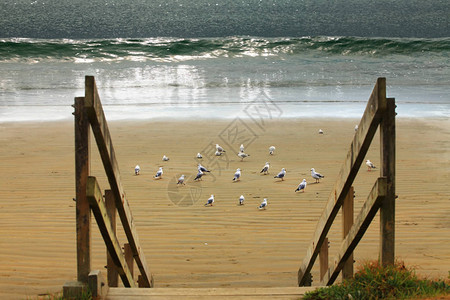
[
  {"x1": 298, "y1": 77, "x2": 396, "y2": 286},
  {"x1": 65, "y1": 76, "x2": 153, "y2": 298}
]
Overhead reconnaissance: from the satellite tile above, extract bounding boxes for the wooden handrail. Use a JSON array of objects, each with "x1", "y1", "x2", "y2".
[
  {"x1": 84, "y1": 76, "x2": 153, "y2": 288},
  {"x1": 298, "y1": 78, "x2": 387, "y2": 286},
  {"x1": 298, "y1": 78, "x2": 395, "y2": 286}
]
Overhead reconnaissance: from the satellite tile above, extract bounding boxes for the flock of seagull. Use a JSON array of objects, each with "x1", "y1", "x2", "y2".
[{"x1": 133, "y1": 129, "x2": 377, "y2": 210}]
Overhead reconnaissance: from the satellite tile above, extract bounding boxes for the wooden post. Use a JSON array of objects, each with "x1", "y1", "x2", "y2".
[
  {"x1": 342, "y1": 187, "x2": 354, "y2": 280},
  {"x1": 319, "y1": 237, "x2": 329, "y2": 282},
  {"x1": 124, "y1": 243, "x2": 134, "y2": 280},
  {"x1": 380, "y1": 98, "x2": 396, "y2": 266},
  {"x1": 105, "y1": 190, "x2": 118, "y2": 287},
  {"x1": 86, "y1": 177, "x2": 136, "y2": 287},
  {"x1": 88, "y1": 270, "x2": 108, "y2": 299},
  {"x1": 74, "y1": 96, "x2": 91, "y2": 283}
]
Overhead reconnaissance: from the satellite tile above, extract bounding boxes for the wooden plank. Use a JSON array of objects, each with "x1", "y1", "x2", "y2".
[
  {"x1": 342, "y1": 186, "x2": 354, "y2": 280},
  {"x1": 85, "y1": 76, "x2": 153, "y2": 288},
  {"x1": 319, "y1": 237, "x2": 329, "y2": 282},
  {"x1": 74, "y1": 96, "x2": 91, "y2": 283},
  {"x1": 298, "y1": 78, "x2": 386, "y2": 286},
  {"x1": 105, "y1": 190, "x2": 119, "y2": 287},
  {"x1": 87, "y1": 176, "x2": 136, "y2": 288},
  {"x1": 380, "y1": 98, "x2": 396, "y2": 266},
  {"x1": 106, "y1": 287, "x2": 320, "y2": 297},
  {"x1": 322, "y1": 177, "x2": 387, "y2": 285}
]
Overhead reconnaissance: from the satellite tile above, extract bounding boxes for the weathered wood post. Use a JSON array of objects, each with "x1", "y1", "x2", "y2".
[
  {"x1": 380, "y1": 97, "x2": 396, "y2": 265},
  {"x1": 342, "y1": 187, "x2": 354, "y2": 280},
  {"x1": 319, "y1": 237, "x2": 329, "y2": 282},
  {"x1": 74, "y1": 96, "x2": 91, "y2": 283},
  {"x1": 105, "y1": 189, "x2": 119, "y2": 287}
]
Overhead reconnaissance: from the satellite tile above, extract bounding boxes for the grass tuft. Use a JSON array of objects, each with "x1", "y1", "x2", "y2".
[{"x1": 303, "y1": 260, "x2": 450, "y2": 300}]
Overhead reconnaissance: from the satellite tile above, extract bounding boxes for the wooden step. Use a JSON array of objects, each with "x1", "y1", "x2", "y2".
[{"x1": 106, "y1": 287, "x2": 320, "y2": 299}]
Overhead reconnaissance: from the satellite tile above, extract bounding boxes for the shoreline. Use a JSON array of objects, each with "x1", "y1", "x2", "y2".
[{"x1": 0, "y1": 118, "x2": 449, "y2": 299}]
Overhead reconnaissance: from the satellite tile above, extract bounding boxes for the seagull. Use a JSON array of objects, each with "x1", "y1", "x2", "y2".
[
  {"x1": 154, "y1": 167, "x2": 163, "y2": 179},
  {"x1": 135, "y1": 165, "x2": 140, "y2": 175},
  {"x1": 205, "y1": 194, "x2": 214, "y2": 206},
  {"x1": 319, "y1": 129, "x2": 324, "y2": 134},
  {"x1": 366, "y1": 160, "x2": 376, "y2": 171},
  {"x1": 196, "y1": 153, "x2": 203, "y2": 159},
  {"x1": 274, "y1": 168, "x2": 286, "y2": 181},
  {"x1": 216, "y1": 144, "x2": 226, "y2": 153},
  {"x1": 215, "y1": 150, "x2": 223, "y2": 156},
  {"x1": 258, "y1": 198, "x2": 268, "y2": 210},
  {"x1": 311, "y1": 168, "x2": 324, "y2": 183},
  {"x1": 260, "y1": 162, "x2": 270, "y2": 174},
  {"x1": 194, "y1": 170, "x2": 204, "y2": 181},
  {"x1": 295, "y1": 179, "x2": 307, "y2": 192},
  {"x1": 198, "y1": 163, "x2": 210, "y2": 173},
  {"x1": 240, "y1": 144, "x2": 245, "y2": 153},
  {"x1": 269, "y1": 146, "x2": 276, "y2": 155},
  {"x1": 237, "y1": 152, "x2": 250, "y2": 161},
  {"x1": 162, "y1": 155, "x2": 169, "y2": 161},
  {"x1": 239, "y1": 195, "x2": 245, "y2": 205},
  {"x1": 355, "y1": 125, "x2": 359, "y2": 131},
  {"x1": 233, "y1": 168, "x2": 241, "y2": 181},
  {"x1": 177, "y1": 174, "x2": 185, "y2": 185}
]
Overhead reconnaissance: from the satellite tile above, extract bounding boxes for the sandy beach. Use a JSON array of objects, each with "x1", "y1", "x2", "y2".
[{"x1": 0, "y1": 117, "x2": 449, "y2": 299}]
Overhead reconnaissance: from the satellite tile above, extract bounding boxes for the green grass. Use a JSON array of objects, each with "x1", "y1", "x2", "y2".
[{"x1": 303, "y1": 261, "x2": 450, "y2": 300}]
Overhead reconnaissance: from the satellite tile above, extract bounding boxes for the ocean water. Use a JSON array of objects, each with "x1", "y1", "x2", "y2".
[{"x1": 0, "y1": 1, "x2": 449, "y2": 122}]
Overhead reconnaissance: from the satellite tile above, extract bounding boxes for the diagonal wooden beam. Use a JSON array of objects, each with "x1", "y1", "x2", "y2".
[
  {"x1": 87, "y1": 177, "x2": 136, "y2": 287},
  {"x1": 321, "y1": 177, "x2": 387, "y2": 286},
  {"x1": 298, "y1": 78, "x2": 386, "y2": 286},
  {"x1": 85, "y1": 76, "x2": 153, "y2": 288}
]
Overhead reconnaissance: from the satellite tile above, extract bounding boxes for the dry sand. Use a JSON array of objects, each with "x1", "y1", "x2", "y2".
[{"x1": 0, "y1": 118, "x2": 449, "y2": 299}]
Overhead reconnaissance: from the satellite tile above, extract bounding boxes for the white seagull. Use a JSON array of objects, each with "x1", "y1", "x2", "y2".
[
  {"x1": 154, "y1": 167, "x2": 163, "y2": 179},
  {"x1": 355, "y1": 125, "x2": 359, "y2": 131},
  {"x1": 366, "y1": 160, "x2": 376, "y2": 171},
  {"x1": 215, "y1": 150, "x2": 223, "y2": 156},
  {"x1": 311, "y1": 168, "x2": 324, "y2": 183},
  {"x1": 205, "y1": 194, "x2": 214, "y2": 206},
  {"x1": 239, "y1": 195, "x2": 245, "y2": 205},
  {"x1": 260, "y1": 162, "x2": 270, "y2": 174},
  {"x1": 216, "y1": 143, "x2": 226, "y2": 153},
  {"x1": 177, "y1": 174, "x2": 185, "y2": 185},
  {"x1": 319, "y1": 129, "x2": 324, "y2": 134},
  {"x1": 269, "y1": 146, "x2": 276, "y2": 155},
  {"x1": 135, "y1": 165, "x2": 140, "y2": 175},
  {"x1": 194, "y1": 169, "x2": 204, "y2": 181},
  {"x1": 295, "y1": 179, "x2": 307, "y2": 192},
  {"x1": 198, "y1": 163, "x2": 211, "y2": 173},
  {"x1": 162, "y1": 155, "x2": 169, "y2": 161},
  {"x1": 237, "y1": 152, "x2": 250, "y2": 161},
  {"x1": 233, "y1": 168, "x2": 241, "y2": 181},
  {"x1": 274, "y1": 168, "x2": 286, "y2": 181},
  {"x1": 196, "y1": 153, "x2": 203, "y2": 159},
  {"x1": 258, "y1": 198, "x2": 268, "y2": 210},
  {"x1": 240, "y1": 144, "x2": 245, "y2": 153}
]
